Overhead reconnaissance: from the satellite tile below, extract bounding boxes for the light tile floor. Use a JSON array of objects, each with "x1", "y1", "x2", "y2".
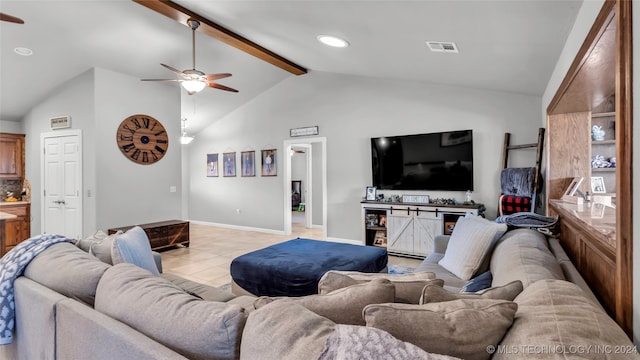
[{"x1": 161, "y1": 213, "x2": 422, "y2": 288}]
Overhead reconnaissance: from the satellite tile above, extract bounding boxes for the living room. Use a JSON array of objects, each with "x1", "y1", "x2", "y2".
[{"x1": 1, "y1": 0, "x2": 640, "y2": 352}]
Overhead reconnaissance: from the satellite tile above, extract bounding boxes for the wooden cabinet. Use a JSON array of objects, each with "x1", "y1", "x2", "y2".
[
  {"x1": 550, "y1": 200, "x2": 616, "y2": 317},
  {"x1": 0, "y1": 133, "x2": 25, "y2": 180},
  {"x1": 361, "y1": 202, "x2": 481, "y2": 258},
  {"x1": 108, "y1": 220, "x2": 190, "y2": 250},
  {"x1": 1, "y1": 203, "x2": 31, "y2": 256}
]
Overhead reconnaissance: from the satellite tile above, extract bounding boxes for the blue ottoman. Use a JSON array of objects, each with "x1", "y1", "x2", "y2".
[{"x1": 230, "y1": 238, "x2": 388, "y2": 297}]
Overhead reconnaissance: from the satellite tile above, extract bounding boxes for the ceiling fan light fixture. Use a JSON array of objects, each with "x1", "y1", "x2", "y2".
[
  {"x1": 317, "y1": 35, "x2": 349, "y2": 48},
  {"x1": 181, "y1": 79, "x2": 206, "y2": 94},
  {"x1": 180, "y1": 118, "x2": 194, "y2": 144},
  {"x1": 180, "y1": 134, "x2": 195, "y2": 144}
]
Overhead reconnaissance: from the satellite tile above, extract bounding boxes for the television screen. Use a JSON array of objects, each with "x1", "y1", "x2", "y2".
[{"x1": 371, "y1": 130, "x2": 473, "y2": 191}]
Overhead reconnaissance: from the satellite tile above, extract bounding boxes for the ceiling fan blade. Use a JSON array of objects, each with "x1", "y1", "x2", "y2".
[
  {"x1": 206, "y1": 73, "x2": 232, "y2": 81},
  {"x1": 0, "y1": 13, "x2": 24, "y2": 24},
  {"x1": 208, "y1": 82, "x2": 239, "y2": 93},
  {"x1": 160, "y1": 63, "x2": 185, "y2": 76},
  {"x1": 141, "y1": 79, "x2": 180, "y2": 82}
]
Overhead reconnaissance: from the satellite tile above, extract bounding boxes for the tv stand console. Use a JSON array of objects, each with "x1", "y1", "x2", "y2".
[{"x1": 361, "y1": 201, "x2": 483, "y2": 258}]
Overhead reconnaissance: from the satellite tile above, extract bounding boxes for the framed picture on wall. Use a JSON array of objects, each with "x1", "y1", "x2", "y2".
[
  {"x1": 206, "y1": 153, "x2": 218, "y2": 177},
  {"x1": 261, "y1": 149, "x2": 277, "y2": 176},
  {"x1": 241, "y1": 151, "x2": 255, "y2": 177},
  {"x1": 223, "y1": 152, "x2": 236, "y2": 177}
]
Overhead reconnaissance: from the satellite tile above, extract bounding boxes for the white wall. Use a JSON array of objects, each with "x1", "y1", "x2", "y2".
[
  {"x1": 291, "y1": 151, "x2": 307, "y2": 202},
  {"x1": 22, "y1": 69, "x2": 96, "y2": 235},
  {"x1": 21, "y1": 67, "x2": 182, "y2": 236},
  {"x1": 94, "y1": 68, "x2": 183, "y2": 230},
  {"x1": 187, "y1": 71, "x2": 541, "y2": 241},
  {"x1": 0, "y1": 120, "x2": 22, "y2": 133}
]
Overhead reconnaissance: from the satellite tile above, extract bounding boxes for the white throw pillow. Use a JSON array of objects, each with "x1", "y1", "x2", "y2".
[{"x1": 438, "y1": 216, "x2": 507, "y2": 280}]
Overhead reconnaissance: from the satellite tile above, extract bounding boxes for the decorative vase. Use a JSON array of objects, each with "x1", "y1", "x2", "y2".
[{"x1": 591, "y1": 125, "x2": 605, "y2": 141}]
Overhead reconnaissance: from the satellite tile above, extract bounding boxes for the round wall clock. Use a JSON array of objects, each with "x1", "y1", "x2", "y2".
[{"x1": 116, "y1": 114, "x2": 169, "y2": 165}]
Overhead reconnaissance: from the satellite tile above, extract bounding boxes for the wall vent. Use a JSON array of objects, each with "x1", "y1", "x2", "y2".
[{"x1": 426, "y1": 41, "x2": 459, "y2": 53}]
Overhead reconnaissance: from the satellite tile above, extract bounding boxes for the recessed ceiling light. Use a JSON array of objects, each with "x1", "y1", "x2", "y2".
[
  {"x1": 317, "y1": 35, "x2": 349, "y2": 48},
  {"x1": 14, "y1": 47, "x2": 33, "y2": 56}
]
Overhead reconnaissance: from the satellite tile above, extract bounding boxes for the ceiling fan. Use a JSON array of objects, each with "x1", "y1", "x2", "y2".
[
  {"x1": 0, "y1": 13, "x2": 24, "y2": 24},
  {"x1": 142, "y1": 19, "x2": 238, "y2": 95}
]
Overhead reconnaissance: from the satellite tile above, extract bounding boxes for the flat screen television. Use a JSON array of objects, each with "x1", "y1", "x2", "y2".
[{"x1": 371, "y1": 130, "x2": 473, "y2": 191}]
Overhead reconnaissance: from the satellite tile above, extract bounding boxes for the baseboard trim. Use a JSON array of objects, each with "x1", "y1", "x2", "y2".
[{"x1": 189, "y1": 220, "x2": 286, "y2": 235}]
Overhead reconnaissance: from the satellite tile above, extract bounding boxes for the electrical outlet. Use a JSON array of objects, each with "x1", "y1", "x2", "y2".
[
  {"x1": 235, "y1": 209, "x2": 241, "y2": 214},
  {"x1": 170, "y1": 186, "x2": 177, "y2": 193}
]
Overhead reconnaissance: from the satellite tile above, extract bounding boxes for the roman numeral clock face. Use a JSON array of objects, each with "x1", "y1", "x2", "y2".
[{"x1": 116, "y1": 114, "x2": 169, "y2": 165}]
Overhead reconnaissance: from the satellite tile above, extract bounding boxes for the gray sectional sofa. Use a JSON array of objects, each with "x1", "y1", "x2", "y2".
[{"x1": 0, "y1": 226, "x2": 636, "y2": 360}]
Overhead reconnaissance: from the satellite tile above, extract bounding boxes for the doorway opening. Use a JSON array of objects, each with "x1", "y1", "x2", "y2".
[{"x1": 283, "y1": 137, "x2": 326, "y2": 239}]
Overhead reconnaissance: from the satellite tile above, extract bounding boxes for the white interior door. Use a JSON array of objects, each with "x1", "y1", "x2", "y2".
[{"x1": 42, "y1": 131, "x2": 82, "y2": 239}]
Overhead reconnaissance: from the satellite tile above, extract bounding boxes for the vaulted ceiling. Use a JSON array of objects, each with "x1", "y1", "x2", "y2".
[{"x1": 1, "y1": 0, "x2": 582, "y2": 134}]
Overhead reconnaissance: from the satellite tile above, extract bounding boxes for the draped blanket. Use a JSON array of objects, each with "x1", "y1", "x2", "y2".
[
  {"x1": 0, "y1": 234, "x2": 72, "y2": 345},
  {"x1": 317, "y1": 325, "x2": 460, "y2": 360},
  {"x1": 500, "y1": 167, "x2": 536, "y2": 197}
]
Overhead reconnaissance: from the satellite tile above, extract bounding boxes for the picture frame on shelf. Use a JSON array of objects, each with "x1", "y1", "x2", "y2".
[
  {"x1": 366, "y1": 186, "x2": 377, "y2": 201},
  {"x1": 562, "y1": 177, "x2": 583, "y2": 197},
  {"x1": 206, "y1": 153, "x2": 218, "y2": 177},
  {"x1": 241, "y1": 151, "x2": 255, "y2": 177},
  {"x1": 223, "y1": 152, "x2": 236, "y2": 177},
  {"x1": 373, "y1": 231, "x2": 387, "y2": 247},
  {"x1": 261, "y1": 149, "x2": 277, "y2": 176},
  {"x1": 591, "y1": 176, "x2": 606, "y2": 193}
]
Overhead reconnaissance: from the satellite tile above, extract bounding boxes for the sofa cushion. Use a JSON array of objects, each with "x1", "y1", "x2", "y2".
[
  {"x1": 318, "y1": 270, "x2": 440, "y2": 304},
  {"x1": 77, "y1": 230, "x2": 120, "y2": 264},
  {"x1": 415, "y1": 253, "x2": 467, "y2": 289},
  {"x1": 494, "y1": 279, "x2": 634, "y2": 360},
  {"x1": 95, "y1": 264, "x2": 247, "y2": 360},
  {"x1": 111, "y1": 226, "x2": 160, "y2": 276},
  {"x1": 161, "y1": 273, "x2": 236, "y2": 302},
  {"x1": 438, "y1": 215, "x2": 507, "y2": 280},
  {"x1": 24, "y1": 242, "x2": 110, "y2": 306},
  {"x1": 240, "y1": 302, "x2": 336, "y2": 360},
  {"x1": 364, "y1": 299, "x2": 517, "y2": 360},
  {"x1": 490, "y1": 229, "x2": 564, "y2": 288},
  {"x1": 420, "y1": 281, "x2": 523, "y2": 303},
  {"x1": 254, "y1": 278, "x2": 395, "y2": 325}
]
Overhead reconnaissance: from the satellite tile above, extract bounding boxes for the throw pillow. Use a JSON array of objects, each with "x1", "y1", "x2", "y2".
[
  {"x1": 111, "y1": 226, "x2": 159, "y2": 276},
  {"x1": 318, "y1": 271, "x2": 442, "y2": 304},
  {"x1": 437, "y1": 216, "x2": 507, "y2": 280},
  {"x1": 461, "y1": 271, "x2": 493, "y2": 292},
  {"x1": 96, "y1": 263, "x2": 247, "y2": 360},
  {"x1": 77, "y1": 230, "x2": 122, "y2": 264},
  {"x1": 254, "y1": 278, "x2": 395, "y2": 325},
  {"x1": 240, "y1": 302, "x2": 336, "y2": 360},
  {"x1": 420, "y1": 281, "x2": 524, "y2": 304},
  {"x1": 364, "y1": 299, "x2": 518, "y2": 360}
]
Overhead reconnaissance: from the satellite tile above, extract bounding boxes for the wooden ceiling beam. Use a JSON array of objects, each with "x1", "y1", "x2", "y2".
[{"x1": 132, "y1": 0, "x2": 307, "y2": 76}]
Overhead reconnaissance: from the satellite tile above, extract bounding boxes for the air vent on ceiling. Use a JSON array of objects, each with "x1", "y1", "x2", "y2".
[{"x1": 426, "y1": 41, "x2": 459, "y2": 53}]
